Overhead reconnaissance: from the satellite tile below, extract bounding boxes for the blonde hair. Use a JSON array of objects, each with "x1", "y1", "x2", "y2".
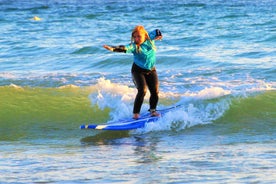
[{"x1": 131, "y1": 25, "x2": 155, "y2": 53}]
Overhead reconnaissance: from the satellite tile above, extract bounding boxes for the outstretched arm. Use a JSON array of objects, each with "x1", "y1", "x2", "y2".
[{"x1": 103, "y1": 45, "x2": 126, "y2": 53}]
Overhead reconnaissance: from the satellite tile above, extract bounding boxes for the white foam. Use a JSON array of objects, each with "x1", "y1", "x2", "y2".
[
  {"x1": 135, "y1": 98, "x2": 231, "y2": 133},
  {"x1": 0, "y1": 72, "x2": 17, "y2": 79},
  {"x1": 89, "y1": 78, "x2": 135, "y2": 120},
  {"x1": 89, "y1": 77, "x2": 274, "y2": 133},
  {"x1": 58, "y1": 84, "x2": 79, "y2": 89},
  {"x1": 185, "y1": 87, "x2": 231, "y2": 99},
  {"x1": 9, "y1": 83, "x2": 23, "y2": 90},
  {"x1": 89, "y1": 78, "x2": 182, "y2": 120}
]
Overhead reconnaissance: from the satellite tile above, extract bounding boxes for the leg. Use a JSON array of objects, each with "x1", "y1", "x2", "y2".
[
  {"x1": 132, "y1": 70, "x2": 147, "y2": 115},
  {"x1": 145, "y1": 68, "x2": 159, "y2": 111}
]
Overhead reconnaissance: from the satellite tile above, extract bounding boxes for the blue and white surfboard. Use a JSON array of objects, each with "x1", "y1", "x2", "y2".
[{"x1": 80, "y1": 105, "x2": 181, "y2": 131}]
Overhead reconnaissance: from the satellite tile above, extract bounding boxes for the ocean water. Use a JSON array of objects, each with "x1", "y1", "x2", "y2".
[{"x1": 0, "y1": 0, "x2": 275, "y2": 183}]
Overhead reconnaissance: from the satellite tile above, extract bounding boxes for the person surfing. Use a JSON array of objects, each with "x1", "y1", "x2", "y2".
[{"x1": 103, "y1": 25, "x2": 162, "y2": 119}]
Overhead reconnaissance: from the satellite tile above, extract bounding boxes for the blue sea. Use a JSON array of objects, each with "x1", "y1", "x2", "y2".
[{"x1": 0, "y1": 0, "x2": 275, "y2": 183}]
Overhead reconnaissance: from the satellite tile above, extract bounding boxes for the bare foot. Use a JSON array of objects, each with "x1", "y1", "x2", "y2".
[{"x1": 133, "y1": 113, "x2": 140, "y2": 119}]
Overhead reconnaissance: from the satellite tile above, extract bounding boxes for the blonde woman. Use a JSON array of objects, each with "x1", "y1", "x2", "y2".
[{"x1": 103, "y1": 25, "x2": 162, "y2": 119}]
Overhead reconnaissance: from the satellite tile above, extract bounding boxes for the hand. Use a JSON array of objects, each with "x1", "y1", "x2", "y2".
[
  {"x1": 103, "y1": 45, "x2": 113, "y2": 51},
  {"x1": 155, "y1": 36, "x2": 162, "y2": 40}
]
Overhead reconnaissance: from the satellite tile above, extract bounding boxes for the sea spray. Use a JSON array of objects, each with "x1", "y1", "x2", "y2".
[{"x1": 89, "y1": 78, "x2": 135, "y2": 121}]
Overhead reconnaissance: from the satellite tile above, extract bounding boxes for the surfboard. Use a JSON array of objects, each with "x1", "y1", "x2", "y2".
[{"x1": 80, "y1": 105, "x2": 181, "y2": 131}]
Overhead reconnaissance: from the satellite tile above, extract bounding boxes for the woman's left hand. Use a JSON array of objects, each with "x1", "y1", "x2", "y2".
[{"x1": 155, "y1": 36, "x2": 162, "y2": 40}]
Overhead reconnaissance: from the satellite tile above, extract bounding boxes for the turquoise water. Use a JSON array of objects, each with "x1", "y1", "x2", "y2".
[{"x1": 0, "y1": 0, "x2": 276, "y2": 183}]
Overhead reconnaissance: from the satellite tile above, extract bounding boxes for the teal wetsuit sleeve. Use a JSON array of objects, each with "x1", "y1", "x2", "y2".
[{"x1": 124, "y1": 43, "x2": 135, "y2": 53}]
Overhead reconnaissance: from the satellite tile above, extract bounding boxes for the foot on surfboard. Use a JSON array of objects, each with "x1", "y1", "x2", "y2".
[
  {"x1": 150, "y1": 110, "x2": 160, "y2": 117},
  {"x1": 133, "y1": 113, "x2": 140, "y2": 120}
]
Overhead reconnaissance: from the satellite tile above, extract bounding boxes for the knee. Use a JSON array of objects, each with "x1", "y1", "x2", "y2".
[{"x1": 137, "y1": 87, "x2": 147, "y2": 96}]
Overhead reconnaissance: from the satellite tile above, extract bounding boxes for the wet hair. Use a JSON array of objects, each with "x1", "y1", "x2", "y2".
[{"x1": 131, "y1": 25, "x2": 155, "y2": 53}]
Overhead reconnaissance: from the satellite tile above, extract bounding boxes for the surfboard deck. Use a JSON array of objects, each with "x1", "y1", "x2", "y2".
[{"x1": 80, "y1": 105, "x2": 181, "y2": 131}]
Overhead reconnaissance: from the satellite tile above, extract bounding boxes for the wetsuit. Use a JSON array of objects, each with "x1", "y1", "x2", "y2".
[{"x1": 110, "y1": 29, "x2": 162, "y2": 114}]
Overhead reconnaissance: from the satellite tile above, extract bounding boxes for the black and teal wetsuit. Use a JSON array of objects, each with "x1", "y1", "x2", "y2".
[{"x1": 110, "y1": 29, "x2": 162, "y2": 114}]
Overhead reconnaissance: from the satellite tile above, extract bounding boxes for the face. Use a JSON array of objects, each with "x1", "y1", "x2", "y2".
[{"x1": 133, "y1": 32, "x2": 146, "y2": 45}]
